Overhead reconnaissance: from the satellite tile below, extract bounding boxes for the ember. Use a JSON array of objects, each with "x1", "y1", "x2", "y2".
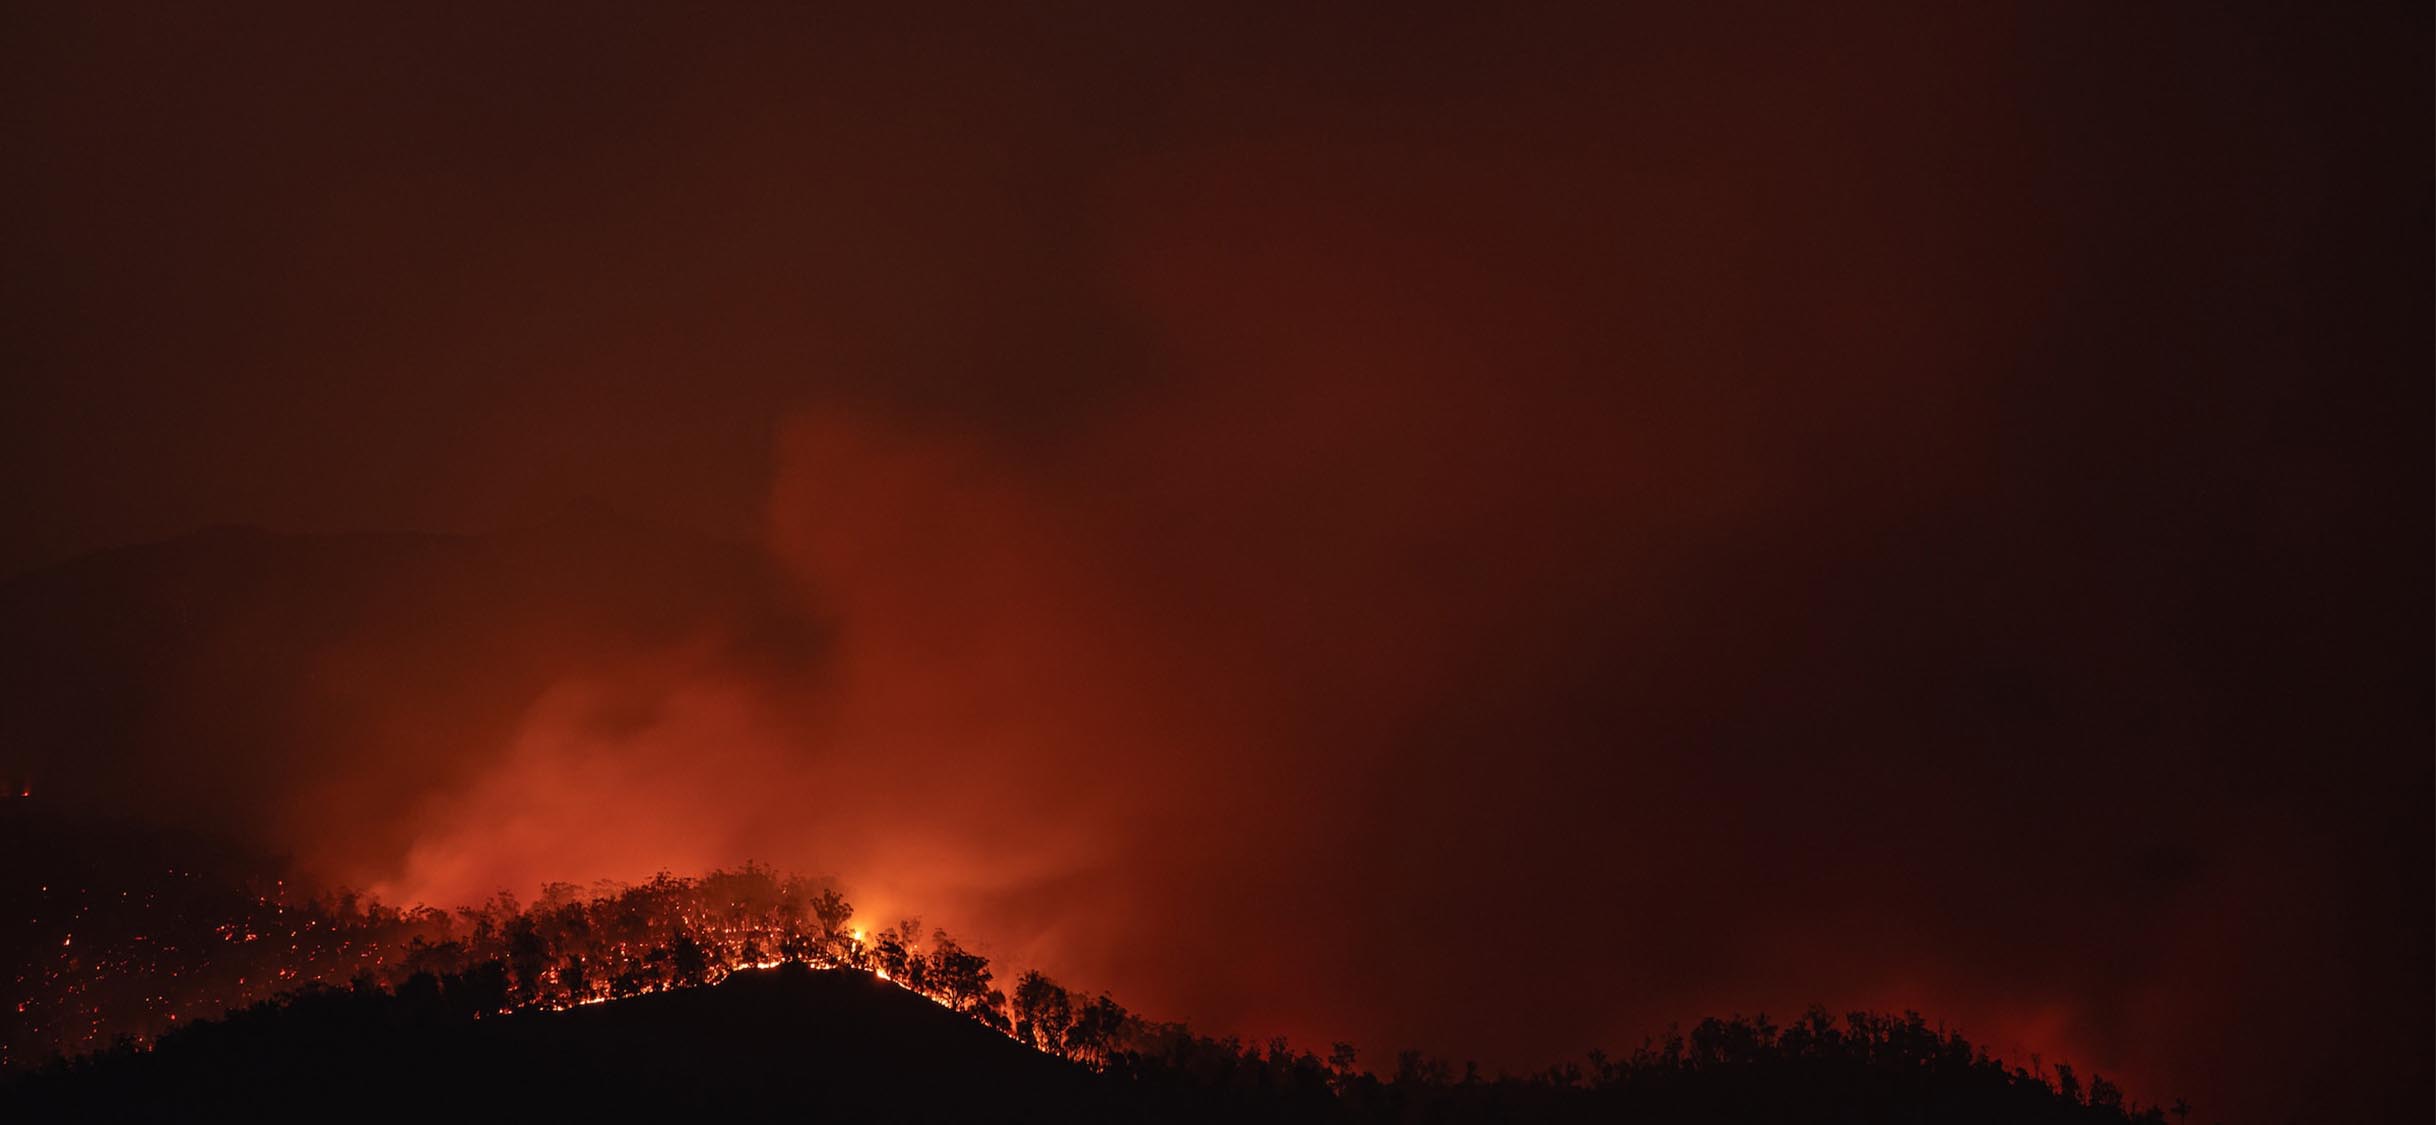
[{"x1": 5, "y1": 864, "x2": 1124, "y2": 1071}]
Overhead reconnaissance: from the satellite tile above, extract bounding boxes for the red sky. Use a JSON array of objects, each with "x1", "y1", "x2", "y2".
[{"x1": 3, "y1": 4, "x2": 2427, "y2": 1121}]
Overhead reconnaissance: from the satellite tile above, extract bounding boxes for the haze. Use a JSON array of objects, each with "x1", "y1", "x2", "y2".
[{"x1": 3, "y1": 4, "x2": 2426, "y2": 1122}]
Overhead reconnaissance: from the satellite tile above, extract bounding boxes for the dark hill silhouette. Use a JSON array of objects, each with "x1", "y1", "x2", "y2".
[
  {"x1": 6, "y1": 962, "x2": 2172, "y2": 1125},
  {"x1": 5, "y1": 965, "x2": 1113, "y2": 1123}
]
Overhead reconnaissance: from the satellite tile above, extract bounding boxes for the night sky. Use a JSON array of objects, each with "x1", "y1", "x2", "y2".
[{"x1": 4, "y1": 4, "x2": 2428, "y2": 1121}]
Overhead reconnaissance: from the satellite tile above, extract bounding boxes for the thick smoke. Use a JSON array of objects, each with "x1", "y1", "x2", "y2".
[
  {"x1": 3, "y1": 4, "x2": 2423, "y2": 1121},
  {"x1": 383, "y1": 119, "x2": 2414, "y2": 1112}
]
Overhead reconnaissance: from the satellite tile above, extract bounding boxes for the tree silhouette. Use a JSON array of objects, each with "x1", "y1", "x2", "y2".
[
  {"x1": 671, "y1": 930, "x2": 709, "y2": 988},
  {"x1": 925, "y1": 932, "x2": 992, "y2": 1013},
  {"x1": 1014, "y1": 970, "x2": 1073, "y2": 1054},
  {"x1": 2, "y1": 863, "x2": 2193, "y2": 1124}
]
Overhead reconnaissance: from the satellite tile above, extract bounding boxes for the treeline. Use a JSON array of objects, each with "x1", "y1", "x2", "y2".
[
  {"x1": 1101, "y1": 1008, "x2": 2181, "y2": 1123},
  {"x1": 361, "y1": 865, "x2": 1139, "y2": 1065},
  {"x1": 6, "y1": 969, "x2": 2183, "y2": 1124},
  {"x1": 5, "y1": 862, "x2": 1137, "y2": 1071},
  {"x1": 7, "y1": 863, "x2": 2185, "y2": 1122}
]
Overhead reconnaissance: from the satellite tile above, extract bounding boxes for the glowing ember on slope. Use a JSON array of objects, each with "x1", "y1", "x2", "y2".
[
  {"x1": 4, "y1": 858, "x2": 2148, "y2": 1116},
  {"x1": 2, "y1": 865, "x2": 1129, "y2": 1073}
]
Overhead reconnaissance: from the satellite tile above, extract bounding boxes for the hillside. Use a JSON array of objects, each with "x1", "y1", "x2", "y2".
[
  {"x1": 7, "y1": 960, "x2": 2175, "y2": 1125},
  {"x1": 4, "y1": 965, "x2": 1112, "y2": 1122}
]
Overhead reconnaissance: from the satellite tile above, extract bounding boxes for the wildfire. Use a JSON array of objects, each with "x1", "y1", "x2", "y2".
[{"x1": 5, "y1": 865, "x2": 1123, "y2": 1074}]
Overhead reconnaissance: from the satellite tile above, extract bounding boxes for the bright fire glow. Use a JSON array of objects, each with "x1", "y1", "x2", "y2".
[{"x1": 2, "y1": 866, "x2": 1123, "y2": 1074}]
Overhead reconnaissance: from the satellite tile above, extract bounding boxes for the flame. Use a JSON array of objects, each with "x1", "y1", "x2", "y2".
[{"x1": 3, "y1": 867, "x2": 1067, "y2": 1074}]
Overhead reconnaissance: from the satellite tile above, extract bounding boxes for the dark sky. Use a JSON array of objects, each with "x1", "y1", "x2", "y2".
[{"x1": 4, "y1": 3, "x2": 2428, "y2": 1121}]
